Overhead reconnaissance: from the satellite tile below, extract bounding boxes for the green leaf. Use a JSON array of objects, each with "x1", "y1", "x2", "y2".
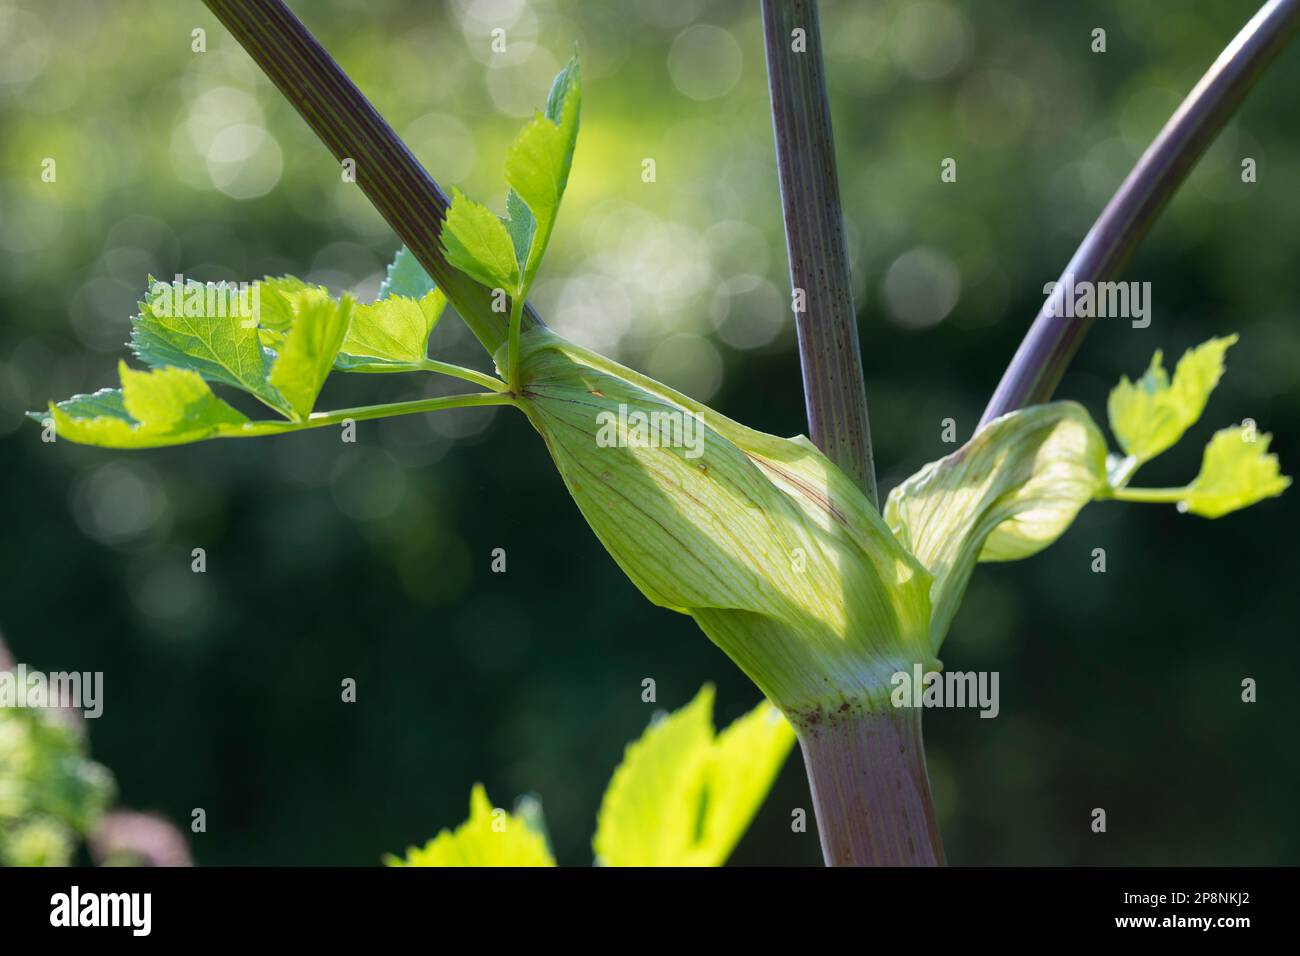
[
  {"x1": 268, "y1": 293, "x2": 353, "y2": 420},
  {"x1": 378, "y1": 246, "x2": 437, "y2": 301},
  {"x1": 544, "y1": 55, "x2": 580, "y2": 127},
  {"x1": 520, "y1": 328, "x2": 935, "y2": 718},
  {"x1": 504, "y1": 189, "x2": 536, "y2": 270},
  {"x1": 885, "y1": 403, "x2": 1108, "y2": 651},
  {"x1": 1107, "y1": 335, "x2": 1237, "y2": 468},
  {"x1": 505, "y1": 57, "x2": 580, "y2": 286},
  {"x1": 40, "y1": 363, "x2": 250, "y2": 449},
  {"x1": 27, "y1": 388, "x2": 128, "y2": 425},
  {"x1": 130, "y1": 278, "x2": 289, "y2": 415},
  {"x1": 0, "y1": 687, "x2": 115, "y2": 867},
  {"x1": 385, "y1": 784, "x2": 556, "y2": 867},
  {"x1": 440, "y1": 187, "x2": 520, "y2": 293},
  {"x1": 255, "y1": 276, "x2": 331, "y2": 334},
  {"x1": 592, "y1": 685, "x2": 795, "y2": 867},
  {"x1": 335, "y1": 291, "x2": 447, "y2": 369},
  {"x1": 1178, "y1": 426, "x2": 1291, "y2": 517}
]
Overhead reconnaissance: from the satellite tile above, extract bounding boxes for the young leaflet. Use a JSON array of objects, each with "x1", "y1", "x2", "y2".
[{"x1": 385, "y1": 685, "x2": 795, "y2": 867}]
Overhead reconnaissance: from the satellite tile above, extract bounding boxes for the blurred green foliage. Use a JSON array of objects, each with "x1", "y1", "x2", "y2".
[
  {"x1": 1, "y1": 0, "x2": 1297, "y2": 864},
  {"x1": 0, "y1": 699, "x2": 115, "y2": 866}
]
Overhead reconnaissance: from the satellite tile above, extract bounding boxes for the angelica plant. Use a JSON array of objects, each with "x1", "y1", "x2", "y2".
[{"x1": 29, "y1": 0, "x2": 1298, "y2": 866}]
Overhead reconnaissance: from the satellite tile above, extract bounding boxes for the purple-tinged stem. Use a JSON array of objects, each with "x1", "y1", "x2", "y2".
[
  {"x1": 761, "y1": 0, "x2": 877, "y2": 507},
  {"x1": 761, "y1": 0, "x2": 941, "y2": 867},
  {"x1": 982, "y1": 0, "x2": 1300, "y2": 424},
  {"x1": 201, "y1": 0, "x2": 542, "y2": 357},
  {"x1": 798, "y1": 708, "x2": 945, "y2": 867}
]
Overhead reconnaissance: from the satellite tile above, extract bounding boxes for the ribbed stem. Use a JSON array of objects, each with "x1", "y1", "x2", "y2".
[
  {"x1": 982, "y1": 0, "x2": 1300, "y2": 423},
  {"x1": 762, "y1": 0, "x2": 935, "y2": 867},
  {"x1": 797, "y1": 708, "x2": 945, "y2": 866},
  {"x1": 761, "y1": 0, "x2": 877, "y2": 507},
  {"x1": 201, "y1": 0, "x2": 543, "y2": 356},
  {"x1": 239, "y1": 392, "x2": 515, "y2": 436}
]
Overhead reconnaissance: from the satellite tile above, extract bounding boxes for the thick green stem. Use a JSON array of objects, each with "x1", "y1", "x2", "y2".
[
  {"x1": 797, "y1": 708, "x2": 945, "y2": 866},
  {"x1": 201, "y1": 0, "x2": 545, "y2": 356}
]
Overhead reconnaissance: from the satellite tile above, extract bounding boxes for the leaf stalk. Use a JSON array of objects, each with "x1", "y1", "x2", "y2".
[{"x1": 982, "y1": 0, "x2": 1300, "y2": 424}]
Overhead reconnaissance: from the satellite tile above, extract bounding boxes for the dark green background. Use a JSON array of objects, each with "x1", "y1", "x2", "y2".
[{"x1": 1, "y1": 0, "x2": 1296, "y2": 865}]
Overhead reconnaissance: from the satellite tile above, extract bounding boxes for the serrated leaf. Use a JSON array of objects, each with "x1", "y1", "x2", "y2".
[
  {"x1": 131, "y1": 278, "x2": 288, "y2": 415},
  {"x1": 268, "y1": 293, "x2": 353, "y2": 420},
  {"x1": 37, "y1": 390, "x2": 137, "y2": 446},
  {"x1": 506, "y1": 115, "x2": 565, "y2": 233},
  {"x1": 1177, "y1": 426, "x2": 1291, "y2": 517},
  {"x1": 378, "y1": 246, "x2": 437, "y2": 301},
  {"x1": 886, "y1": 402, "x2": 1108, "y2": 651},
  {"x1": 505, "y1": 58, "x2": 580, "y2": 286},
  {"x1": 1108, "y1": 335, "x2": 1237, "y2": 467},
  {"x1": 385, "y1": 784, "x2": 556, "y2": 867},
  {"x1": 441, "y1": 187, "x2": 519, "y2": 293},
  {"x1": 335, "y1": 291, "x2": 447, "y2": 368},
  {"x1": 592, "y1": 685, "x2": 795, "y2": 867},
  {"x1": 41, "y1": 363, "x2": 249, "y2": 449},
  {"x1": 26, "y1": 388, "x2": 129, "y2": 425},
  {"x1": 255, "y1": 276, "x2": 331, "y2": 333}
]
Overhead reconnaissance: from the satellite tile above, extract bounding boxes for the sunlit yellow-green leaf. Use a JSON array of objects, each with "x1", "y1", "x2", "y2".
[
  {"x1": 335, "y1": 291, "x2": 446, "y2": 368},
  {"x1": 255, "y1": 276, "x2": 332, "y2": 336},
  {"x1": 267, "y1": 294, "x2": 353, "y2": 421},
  {"x1": 385, "y1": 784, "x2": 555, "y2": 867},
  {"x1": 504, "y1": 57, "x2": 580, "y2": 287},
  {"x1": 1178, "y1": 425, "x2": 1291, "y2": 517},
  {"x1": 1107, "y1": 335, "x2": 1237, "y2": 468},
  {"x1": 886, "y1": 403, "x2": 1108, "y2": 651},
  {"x1": 592, "y1": 685, "x2": 794, "y2": 867},
  {"x1": 37, "y1": 363, "x2": 251, "y2": 449},
  {"x1": 130, "y1": 278, "x2": 288, "y2": 415},
  {"x1": 440, "y1": 187, "x2": 520, "y2": 293}
]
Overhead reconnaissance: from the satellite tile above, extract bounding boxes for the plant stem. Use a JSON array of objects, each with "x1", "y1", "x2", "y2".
[
  {"x1": 239, "y1": 392, "x2": 514, "y2": 436},
  {"x1": 762, "y1": 0, "x2": 932, "y2": 867},
  {"x1": 760, "y1": 0, "x2": 877, "y2": 507},
  {"x1": 341, "y1": 360, "x2": 507, "y2": 392},
  {"x1": 1108, "y1": 454, "x2": 1141, "y2": 489},
  {"x1": 422, "y1": 360, "x2": 508, "y2": 393},
  {"x1": 201, "y1": 0, "x2": 544, "y2": 356},
  {"x1": 798, "y1": 708, "x2": 945, "y2": 866},
  {"x1": 507, "y1": 291, "x2": 525, "y2": 393},
  {"x1": 1110, "y1": 485, "x2": 1188, "y2": 505},
  {"x1": 982, "y1": 0, "x2": 1300, "y2": 424}
]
